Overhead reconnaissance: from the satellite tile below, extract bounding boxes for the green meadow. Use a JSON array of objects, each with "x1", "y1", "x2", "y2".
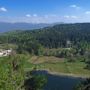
[{"x1": 25, "y1": 55, "x2": 90, "y2": 77}]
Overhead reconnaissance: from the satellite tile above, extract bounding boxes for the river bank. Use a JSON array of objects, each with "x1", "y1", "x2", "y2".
[
  {"x1": 42, "y1": 69, "x2": 90, "y2": 78},
  {"x1": 33, "y1": 70, "x2": 85, "y2": 90}
]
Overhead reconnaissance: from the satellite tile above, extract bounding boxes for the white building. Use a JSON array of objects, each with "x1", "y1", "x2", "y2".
[{"x1": 0, "y1": 49, "x2": 12, "y2": 57}]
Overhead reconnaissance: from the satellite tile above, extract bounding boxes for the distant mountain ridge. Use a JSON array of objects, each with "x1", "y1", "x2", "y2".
[{"x1": 0, "y1": 22, "x2": 53, "y2": 32}]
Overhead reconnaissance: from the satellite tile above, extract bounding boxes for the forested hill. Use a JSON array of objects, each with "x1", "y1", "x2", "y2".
[{"x1": 0, "y1": 23, "x2": 90, "y2": 48}]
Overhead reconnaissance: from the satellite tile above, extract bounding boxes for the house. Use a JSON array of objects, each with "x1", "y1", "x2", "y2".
[
  {"x1": 0, "y1": 49, "x2": 12, "y2": 57},
  {"x1": 66, "y1": 40, "x2": 72, "y2": 48}
]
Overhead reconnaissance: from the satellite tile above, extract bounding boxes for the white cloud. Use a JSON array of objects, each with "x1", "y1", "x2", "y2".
[
  {"x1": 0, "y1": 7, "x2": 7, "y2": 12},
  {"x1": 70, "y1": 5, "x2": 80, "y2": 9},
  {"x1": 44, "y1": 14, "x2": 57, "y2": 18},
  {"x1": 44, "y1": 15, "x2": 49, "y2": 18},
  {"x1": 71, "y1": 16, "x2": 78, "y2": 19},
  {"x1": 26, "y1": 14, "x2": 31, "y2": 17},
  {"x1": 64, "y1": 15, "x2": 78, "y2": 19},
  {"x1": 85, "y1": 11, "x2": 90, "y2": 14},
  {"x1": 70, "y1": 5, "x2": 77, "y2": 8},
  {"x1": 64, "y1": 15, "x2": 70, "y2": 19},
  {"x1": 26, "y1": 14, "x2": 38, "y2": 18},
  {"x1": 33, "y1": 14, "x2": 37, "y2": 17},
  {"x1": 0, "y1": 15, "x2": 80, "y2": 23}
]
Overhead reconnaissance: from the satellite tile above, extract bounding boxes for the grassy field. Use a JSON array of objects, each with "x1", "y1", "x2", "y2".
[
  {"x1": 27, "y1": 56, "x2": 90, "y2": 77},
  {"x1": 0, "y1": 54, "x2": 89, "y2": 77}
]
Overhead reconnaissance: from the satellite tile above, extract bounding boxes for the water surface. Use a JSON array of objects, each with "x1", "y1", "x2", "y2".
[{"x1": 34, "y1": 70, "x2": 84, "y2": 90}]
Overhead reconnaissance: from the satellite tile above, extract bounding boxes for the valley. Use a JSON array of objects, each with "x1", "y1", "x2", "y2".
[{"x1": 0, "y1": 23, "x2": 90, "y2": 90}]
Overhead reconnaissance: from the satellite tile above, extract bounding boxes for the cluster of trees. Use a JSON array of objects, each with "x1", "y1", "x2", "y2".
[
  {"x1": 43, "y1": 47, "x2": 86, "y2": 58},
  {"x1": 17, "y1": 41, "x2": 44, "y2": 55},
  {"x1": 0, "y1": 55, "x2": 47, "y2": 90},
  {"x1": 0, "y1": 56, "x2": 24, "y2": 90},
  {"x1": 74, "y1": 78, "x2": 90, "y2": 90}
]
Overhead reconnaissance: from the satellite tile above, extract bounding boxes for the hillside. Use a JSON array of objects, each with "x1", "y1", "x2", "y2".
[{"x1": 1, "y1": 23, "x2": 90, "y2": 48}]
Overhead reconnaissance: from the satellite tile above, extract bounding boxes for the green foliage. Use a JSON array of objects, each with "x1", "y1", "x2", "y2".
[
  {"x1": 0, "y1": 55, "x2": 47, "y2": 90},
  {"x1": 33, "y1": 75, "x2": 47, "y2": 90},
  {"x1": 85, "y1": 60, "x2": 90, "y2": 70},
  {"x1": 74, "y1": 78, "x2": 90, "y2": 90},
  {"x1": 24, "y1": 70, "x2": 47, "y2": 90},
  {"x1": 0, "y1": 55, "x2": 25, "y2": 90},
  {"x1": 17, "y1": 41, "x2": 44, "y2": 55}
]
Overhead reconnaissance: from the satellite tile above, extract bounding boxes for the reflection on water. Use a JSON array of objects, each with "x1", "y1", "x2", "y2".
[{"x1": 33, "y1": 70, "x2": 84, "y2": 90}]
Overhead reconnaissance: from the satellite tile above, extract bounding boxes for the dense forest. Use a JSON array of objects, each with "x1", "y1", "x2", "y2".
[
  {"x1": 0, "y1": 23, "x2": 90, "y2": 48},
  {"x1": 0, "y1": 23, "x2": 90, "y2": 56}
]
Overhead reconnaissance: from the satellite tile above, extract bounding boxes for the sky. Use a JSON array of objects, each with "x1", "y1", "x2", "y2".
[{"x1": 0, "y1": 0, "x2": 90, "y2": 23}]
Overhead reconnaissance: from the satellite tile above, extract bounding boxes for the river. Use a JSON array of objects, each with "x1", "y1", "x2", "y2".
[{"x1": 33, "y1": 70, "x2": 84, "y2": 90}]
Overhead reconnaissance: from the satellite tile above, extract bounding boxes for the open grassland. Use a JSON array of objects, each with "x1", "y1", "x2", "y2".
[{"x1": 27, "y1": 56, "x2": 90, "y2": 77}]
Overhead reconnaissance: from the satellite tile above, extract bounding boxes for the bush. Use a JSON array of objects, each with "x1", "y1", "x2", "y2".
[{"x1": 74, "y1": 78, "x2": 90, "y2": 90}]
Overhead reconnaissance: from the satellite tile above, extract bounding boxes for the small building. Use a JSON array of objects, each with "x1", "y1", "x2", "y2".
[
  {"x1": 0, "y1": 49, "x2": 12, "y2": 57},
  {"x1": 66, "y1": 40, "x2": 72, "y2": 48}
]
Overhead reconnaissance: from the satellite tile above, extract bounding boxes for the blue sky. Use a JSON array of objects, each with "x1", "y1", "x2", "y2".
[{"x1": 0, "y1": 0, "x2": 90, "y2": 23}]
